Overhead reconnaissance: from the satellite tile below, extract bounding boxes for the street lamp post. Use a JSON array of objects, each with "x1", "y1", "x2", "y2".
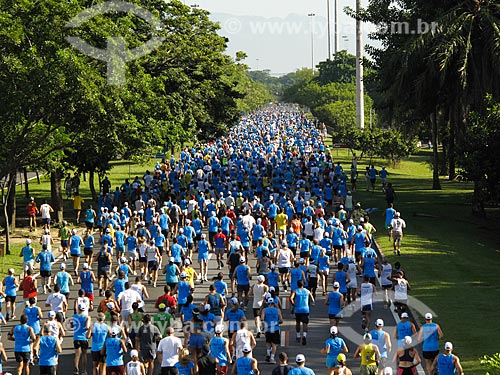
[
  {"x1": 355, "y1": 0, "x2": 365, "y2": 129},
  {"x1": 334, "y1": 0, "x2": 339, "y2": 55},
  {"x1": 327, "y1": 1, "x2": 332, "y2": 60},
  {"x1": 308, "y1": 13, "x2": 316, "y2": 72}
]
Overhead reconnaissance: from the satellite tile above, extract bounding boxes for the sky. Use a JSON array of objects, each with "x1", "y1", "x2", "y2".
[{"x1": 191, "y1": 0, "x2": 377, "y2": 75}]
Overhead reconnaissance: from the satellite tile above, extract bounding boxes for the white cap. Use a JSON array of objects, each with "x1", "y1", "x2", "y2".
[
  {"x1": 130, "y1": 349, "x2": 139, "y2": 358},
  {"x1": 204, "y1": 304, "x2": 211, "y2": 311},
  {"x1": 48, "y1": 311, "x2": 56, "y2": 318},
  {"x1": 26, "y1": 239, "x2": 32, "y2": 245},
  {"x1": 82, "y1": 263, "x2": 89, "y2": 269},
  {"x1": 257, "y1": 275, "x2": 265, "y2": 282},
  {"x1": 295, "y1": 354, "x2": 305, "y2": 363},
  {"x1": 111, "y1": 326, "x2": 120, "y2": 336},
  {"x1": 266, "y1": 297, "x2": 274, "y2": 304},
  {"x1": 72, "y1": 229, "x2": 77, "y2": 235},
  {"x1": 180, "y1": 272, "x2": 187, "y2": 278},
  {"x1": 395, "y1": 212, "x2": 401, "y2": 217},
  {"x1": 120, "y1": 257, "x2": 127, "y2": 263},
  {"x1": 106, "y1": 302, "x2": 115, "y2": 309},
  {"x1": 184, "y1": 258, "x2": 191, "y2": 265},
  {"x1": 230, "y1": 297, "x2": 238, "y2": 305},
  {"x1": 169, "y1": 257, "x2": 175, "y2": 262},
  {"x1": 269, "y1": 286, "x2": 275, "y2": 292},
  {"x1": 383, "y1": 367, "x2": 393, "y2": 375},
  {"x1": 404, "y1": 336, "x2": 412, "y2": 346},
  {"x1": 242, "y1": 344, "x2": 252, "y2": 353},
  {"x1": 239, "y1": 257, "x2": 245, "y2": 263},
  {"x1": 105, "y1": 228, "x2": 111, "y2": 233},
  {"x1": 444, "y1": 342, "x2": 453, "y2": 350},
  {"x1": 299, "y1": 258, "x2": 305, "y2": 264},
  {"x1": 330, "y1": 326, "x2": 338, "y2": 334},
  {"x1": 333, "y1": 281, "x2": 340, "y2": 288},
  {"x1": 401, "y1": 312, "x2": 409, "y2": 319},
  {"x1": 214, "y1": 325, "x2": 224, "y2": 334},
  {"x1": 78, "y1": 303, "x2": 87, "y2": 311},
  {"x1": 44, "y1": 229, "x2": 50, "y2": 234},
  {"x1": 60, "y1": 263, "x2": 66, "y2": 269},
  {"x1": 8, "y1": 268, "x2": 14, "y2": 274},
  {"x1": 201, "y1": 233, "x2": 206, "y2": 238},
  {"x1": 425, "y1": 313, "x2": 433, "y2": 320},
  {"x1": 376, "y1": 319, "x2": 384, "y2": 327}
]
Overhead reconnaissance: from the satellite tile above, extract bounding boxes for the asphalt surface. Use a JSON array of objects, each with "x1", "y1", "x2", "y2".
[{"x1": 1, "y1": 231, "x2": 421, "y2": 375}]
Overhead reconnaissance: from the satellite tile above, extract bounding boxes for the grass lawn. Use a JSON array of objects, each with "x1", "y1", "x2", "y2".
[{"x1": 2, "y1": 150, "x2": 499, "y2": 373}]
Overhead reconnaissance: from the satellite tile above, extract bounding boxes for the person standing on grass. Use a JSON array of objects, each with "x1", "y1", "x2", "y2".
[
  {"x1": 8, "y1": 314, "x2": 36, "y2": 375},
  {"x1": 431, "y1": 342, "x2": 463, "y2": 375},
  {"x1": 390, "y1": 212, "x2": 406, "y2": 256},
  {"x1": 418, "y1": 313, "x2": 444, "y2": 375}
]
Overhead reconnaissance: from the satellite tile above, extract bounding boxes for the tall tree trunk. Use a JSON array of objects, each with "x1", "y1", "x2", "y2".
[
  {"x1": 1, "y1": 174, "x2": 16, "y2": 255},
  {"x1": 23, "y1": 168, "x2": 30, "y2": 198},
  {"x1": 7, "y1": 172, "x2": 16, "y2": 233},
  {"x1": 448, "y1": 107, "x2": 456, "y2": 180},
  {"x1": 431, "y1": 112, "x2": 442, "y2": 190},
  {"x1": 89, "y1": 169, "x2": 97, "y2": 202},
  {"x1": 51, "y1": 169, "x2": 64, "y2": 223},
  {"x1": 472, "y1": 180, "x2": 486, "y2": 217}
]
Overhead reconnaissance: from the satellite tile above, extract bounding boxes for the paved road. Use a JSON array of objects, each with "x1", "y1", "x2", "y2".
[{"x1": 1, "y1": 232, "x2": 413, "y2": 375}]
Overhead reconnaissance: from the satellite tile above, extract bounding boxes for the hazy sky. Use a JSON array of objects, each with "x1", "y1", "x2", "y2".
[{"x1": 192, "y1": 0, "x2": 376, "y2": 74}]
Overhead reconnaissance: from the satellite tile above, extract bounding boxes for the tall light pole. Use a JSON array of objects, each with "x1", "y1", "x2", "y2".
[
  {"x1": 334, "y1": 0, "x2": 339, "y2": 55},
  {"x1": 356, "y1": 0, "x2": 365, "y2": 129},
  {"x1": 308, "y1": 13, "x2": 316, "y2": 72},
  {"x1": 327, "y1": 1, "x2": 332, "y2": 60}
]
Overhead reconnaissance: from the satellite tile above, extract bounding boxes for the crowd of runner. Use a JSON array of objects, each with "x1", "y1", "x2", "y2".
[{"x1": 1, "y1": 105, "x2": 463, "y2": 375}]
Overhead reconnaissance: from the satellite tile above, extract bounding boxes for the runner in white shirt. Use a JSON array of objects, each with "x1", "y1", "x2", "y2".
[
  {"x1": 379, "y1": 259, "x2": 393, "y2": 308},
  {"x1": 157, "y1": 327, "x2": 183, "y2": 368},
  {"x1": 249, "y1": 275, "x2": 268, "y2": 337},
  {"x1": 276, "y1": 243, "x2": 294, "y2": 289},
  {"x1": 230, "y1": 323, "x2": 256, "y2": 360},
  {"x1": 118, "y1": 284, "x2": 142, "y2": 321}
]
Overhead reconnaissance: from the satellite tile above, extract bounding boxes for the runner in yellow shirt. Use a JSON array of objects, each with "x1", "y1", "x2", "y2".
[
  {"x1": 354, "y1": 333, "x2": 381, "y2": 375},
  {"x1": 275, "y1": 209, "x2": 289, "y2": 242},
  {"x1": 73, "y1": 192, "x2": 85, "y2": 224}
]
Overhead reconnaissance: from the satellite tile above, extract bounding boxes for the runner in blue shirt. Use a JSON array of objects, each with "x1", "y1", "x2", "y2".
[
  {"x1": 321, "y1": 326, "x2": 348, "y2": 371},
  {"x1": 35, "y1": 244, "x2": 55, "y2": 294},
  {"x1": 35, "y1": 325, "x2": 62, "y2": 375},
  {"x1": 69, "y1": 229, "x2": 83, "y2": 276},
  {"x1": 89, "y1": 313, "x2": 110, "y2": 375}
]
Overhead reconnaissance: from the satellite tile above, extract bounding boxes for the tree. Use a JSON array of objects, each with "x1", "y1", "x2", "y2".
[
  {"x1": 481, "y1": 353, "x2": 500, "y2": 375},
  {"x1": 316, "y1": 50, "x2": 356, "y2": 85},
  {"x1": 457, "y1": 98, "x2": 500, "y2": 216}
]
